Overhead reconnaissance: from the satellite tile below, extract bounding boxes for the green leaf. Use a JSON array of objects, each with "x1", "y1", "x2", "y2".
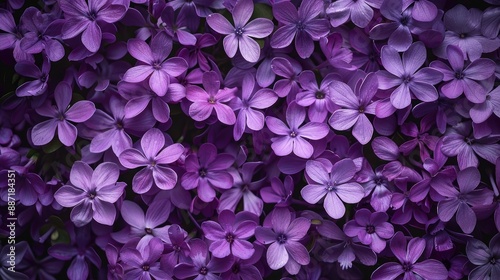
[
  {"x1": 42, "y1": 138, "x2": 62, "y2": 154},
  {"x1": 253, "y1": 3, "x2": 273, "y2": 20}
]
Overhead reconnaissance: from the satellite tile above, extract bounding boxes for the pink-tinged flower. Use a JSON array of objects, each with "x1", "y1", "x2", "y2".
[
  {"x1": 255, "y1": 208, "x2": 311, "y2": 275},
  {"x1": 186, "y1": 71, "x2": 237, "y2": 125},
  {"x1": 430, "y1": 44, "x2": 496, "y2": 103},
  {"x1": 266, "y1": 102, "x2": 329, "y2": 159},
  {"x1": 54, "y1": 161, "x2": 126, "y2": 227},
  {"x1": 59, "y1": 0, "x2": 126, "y2": 52},
  {"x1": 207, "y1": 0, "x2": 273, "y2": 62},
  {"x1": 301, "y1": 159, "x2": 364, "y2": 219},
  {"x1": 173, "y1": 239, "x2": 233, "y2": 280},
  {"x1": 120, "y1": 237, "x2": 171, "y2": 280},
  {"x1": 231, "y1": 74, "x2": 278, "y2": 140},
  {"x1": 329, "y1": 73, "x2": 378, "y2": 145},
  {"x1": 180, "y1": 143, "x2": 235, "y2": 203},
  {"x1": 466, "y1": 233, "x2": 500, "y2": 279},
  {"x1": 122, "y1": 32, "x2": 188, "y2": 96},
  {"x1": 377, "y1": 42, "x2": 443, "y2": 109},
  {"x1": 344, "y1": 209, "x2": 394, "y2": 253},
  {"x1": 326, "y1": 0, "x2": 383, "y2": 28},
  {"x1": 271, "y1": 0, "x2": 330, "y2": 58},
  {"x1": 372, "y1": 232, "x2": 448, "y2": 280},
  {"x1": 296, "y1": 71, "x2": 338, "y2": 123},
  {"x1": 31, "y1": 82, "x2": 96, "y2": 146},
  {"x1": 436, "y1": 167, "x2": 494, "y2": 234},
  {"x1": 119, "y1": 128, "x2": 184, "y2": 193},
  {"x1": 201, "y1": 210, "x2": 257, "y2": 259}
]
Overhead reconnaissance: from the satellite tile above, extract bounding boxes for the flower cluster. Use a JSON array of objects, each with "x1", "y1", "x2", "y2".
[{"x1": 0, "y1": 0, "x2": 499, "y2": 279}]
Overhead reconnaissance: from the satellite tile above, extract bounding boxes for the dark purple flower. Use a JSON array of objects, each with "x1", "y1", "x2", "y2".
[
  {"x1": 54, "y1": 161, "x2": 126, "y2": 227},
  {"x1": 31, "y1": 82, "x2": 95, "y2": 146},
  {"x1": 160, "y1": 6, "x2": 197, "y2": 46},
  {"x1": 255, "y1": 208, "x2": 311, "y2": 274},
  {"x1": 271, "y1": 0, "x2": 330, "y2": 58},
  {"x1": 0, "y1": 8, "x2": 32, "y2": 62},
  {"x1": 14, "y1": 57, "x2": 50, "y2": 97},
  {"x1": 122, "y1": 32, "x2": 188, "y2": 96},
  {"x1": 266, "y1": 102, "x2": 329, "y2": 159},
  {"x1": 329, "y1": 73, "x2": 378, "y2": 144},
  {"x1": 174, "y1": 238, "x2": 233, "y2": 279},
  {"x1": 271, "y1": 57, "x2": 302, "y2": 99},
  {"x1": 59, "y1": 0, "x2": 126, "y2": 52},
  {"x1": 105, "y1": 245, "x2": 123, "y2": 280},
  {"x1": 326, "y1": 0, "x2": 383, "y2": 28},
  {"x1": 466, "y1": 233, "x2": 500, "y2": 279},
  {"x1": 181, "y1": 143, "x2": 235, "y2": 202},
  {"x1": 161, "y1": 224, "x2": 191, "y2": 273},
  {"x1": 186, "y1": 71, "x2": 237, "y2": 125},
  {"x1": 0, "y1": 242, "x2": 28, "y2": 280},
  {"x1": 356, "y1": 160, "x2": 393, "y2": 212},
  {"x1": 377, "y1": 42, "x2": 443, "y2": 109},
  {"x1": 120, "y1": 237, "x2": 171, "y2": 280},
  {"x1": 344, "y1": 209, "x2": 394, "y2": 253},
  {"x1": 202, "y1": 210, "x2": 257, "y2": 259},
  {"x1": 260, "y1": 176, "x2": 294, "y2": 207},
  {"x1": 296, "y1": 71, "x2": 338, "y2": 123},
  {"x1": 436, "y1": 167, "x2": 494, "y2": 234},
  {"x1": 119, "y1": 128, "x2": 184, "y2": 193},
  {"x1": 371, "y1": 232, "x2": 448, "y2": 280},
  {"x1": 207, "y1": 0, "x2": 273, "y2": 62},
  {"x1": 301, "y1": 159, "x2": 364, "y2": 219},
  {"x1": 404, "y1": 0, "x2": 438, "y2": 22},
  {"x1": 430, "y1": 44, "x2": 496, "y2": 103}
]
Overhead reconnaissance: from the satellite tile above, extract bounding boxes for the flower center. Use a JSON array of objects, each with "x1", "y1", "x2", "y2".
[
  {"x1": 296, "y1": 21, "x2": 306, "y2": 31},
  {"x1": 400, "y1": 16, "x2": 410, "y2": 26},
  {"x1": 225, "y1": 233, "x2": 235, "y2": 244},
  {"x1": 145, "y1": 228, "x2": 153, "y2": 234},
  {"x1": 88, "y1": 189, "x2": 97, "y2": 200},
  {"x1": 142, "y1": 265, "x2": 150, "y2": 271},
  {"x1": 315, "y1": 91, "x2": 325, "y2": 99},
  {"x1": 87, "y1": 10, "x2": 97, "y2": 21},
  {"x1": 402, "y1": 262, "x2": 413, "y2": 272},
  {"x1": 490, "y1": 258, "x2": 497, "y2": 264},
  {"x1": 199, "y1": 266, "x2": 208, "y2": 275},
  {"x1": 199, "y1": 168, "x2": 208, "y2": 177},
  {"x1": 402, "y1": 75, "x2": 412, "y2": 84},
  {"x1": 326, "y1": 183, "x2": 336, "y2": 191},
  {"x1": 454, "y1": 71, "x2": 464, "y2": 80},
  {"x1": 465, "y1": 137, "x2": 473, "y2": 145},
  {"x1": 153, "y1": 62, "x2": 162, "y2": 70},
  {"x1": 173, "y1": 245, "x2": 181, "y2": 252},
  {"x1": 208, "y1": 96, "x2": 216, "y2": 104},
  {"x1": 358, "y1": 106, "x2": 365, "y2": 113},
  {"x1": 234, "y1": 27, "x2": 244, "y2": 36},
  {"x1": 277, "y1": 233, "x2": 287, "y2": 244},
  {"x1": 459, "y1": 33, "x2": 467, "y2": 38},
  {"x1": 290, "y1": 131, "x2": 297, "y2": 138},
  {"x1": 365, "y1": 225, "x2": 375, "y2": 234}
]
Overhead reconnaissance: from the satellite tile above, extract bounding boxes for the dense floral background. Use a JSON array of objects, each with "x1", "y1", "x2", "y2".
[{"x1": 1, "y1": 0, "x2": 500, "y2": 279}]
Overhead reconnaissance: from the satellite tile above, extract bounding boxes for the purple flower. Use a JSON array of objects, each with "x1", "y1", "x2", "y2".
[
  {"x1": 372, "y1": 232, "x2": 448, "y2": 280},
  {"x1": 160, "y1": 6, "x2": 197, "y2": 46},
  {"x1": 174, "y1": 238, "x2": 233, "y2": 280},
  {"x1": 296, "y1": 71, "x2": 338, "y2": 123},
  {"x1": 266, "y1": 102, "x2": 329, "y2": 159},
  {"x1": 317, "y1": 220, "x2": 377, "y2": 269},
  {"x1": 255, "y1": 208, "x2": 311, "y2": 274},
  {"x1": 186, "y1": 71, "x2": 237, "y2": 125},
  {"x1": 59, "y1": 0, "x2": 126, "y2": 52},
  {"x1": 0, "y1": 242, "x2": 28, "y2": 280},
  {"x1": 436, "y1": 167, "x2": 494, "y2": 234},
  {"x1": 377, "y1": 42, "x2": 443, "y2": 109},
  {"x1": 119, "y1": 128, "x2": 184, "y2": 193},
  {"x1": 271, "y1": 0, "x2": 330, "y2": 58},
  {"x1": 344, "y1": 209, "x2": 394, "y2": 253},
  {"x1": 328, "y1": 73, "x2": 378, "y2": 145},
  {"x1": 202, "y1": 210, "x2": 257, "y2": 259},
  {"x1": 207, "y1": 0, "x2": 273, "y2": 62},
  {"x1": 470, "y1": 84, "x2": 500, "y2": 124},
  {"x1": 405, "y1": 0, "x2": 438, "y2": 22},
  {"x1": 181, "y1": 143, "x2": 235, "y2": 202},
  {"x1": 14, "y1": 57, "x2": 50, "y2": 97},
  {"x1": 271, "y1": 57, "x2": 302, "y2": 99},
  {"x1": 466, "y1": 233, "x2": 500, "y2": 279},
  {"x1": 231, "y1": 74, "x2": 278, "y2": 140},
  {"x1": 260, "y1": 176, "x2": 294, "y2": 207},
  {"x1": 301, "y1": 159, "x2": 364, "y2": 219},
  {"x1": 120, "y1": 237, "x2": 171, "y2": 280},
  {"x1": 54, "y1": 161, "x2": 126, "y2": 227},
  {"x1": 0, "y1": 8, "x2": 32, "y2": 62},
  {"x1": 430, "y1": 44, "x2": 496, "y2": 103},
  {"x1": 326, "y1": 0, "x2": 383, "y2": 28},
  {"x1": 161, "y1": 224, "x2": 191, "y2": 273},
  {"x1": 356, "y1": 160, "x2": 393, "y2": 212},
  {"x1": 122, "y1": 32, "x2": 188, "y2": 97},
  {"x1": 31, "y1": 82, "x2": 95, "y2": 146}
]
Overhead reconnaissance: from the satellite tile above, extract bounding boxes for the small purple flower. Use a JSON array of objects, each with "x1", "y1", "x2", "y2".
[
  {"x1": 266, "y1": 102, "x2": 329, "y2": 159},
  {"x1": 301, "y1": 159, "x2": 364, "y2": 219},
  {"x1": 255, "y1": 208, "x2": 311, "y2": 274},
  {"x1": 207, "y1": 0, "x2": 273, "y2": 62},
  {"x1": 344, "y1": 209, "x2": 394, "y2": 253},
  {"x1": 119, "y1": 128, "x2": 184, "y2": 193},
  {"x1": 430, "y1": 44, "x2": 496, "y2": 103},
  {"x1": 466, "y1": 233, "x2": 500, "y2": 279},
  {"x1": 181, "y1": 143, "x2": 235, "y2": 202},
  {"x1": 371, "y1": 232, "x2": 448, "y2": 280},
  {"x1": 260, "y1": 176, "x2": 294, "y2": 207},
  {"x1": 174, "y1": 238, "x2": 233, "y2": 280},
  {"x1": 186, "y1": 71, "x2": 237, "y2": 125},
  {"x1": 122, "y1": 32, "x2": 188, "y2": 96},
  {"x1": 328, "y1": 73, "x2": 378, "y2": 145},
  {"x1": 436, "y1": 167, "x2": 494, "y2": 234},
  {"x1": 31, "y1": 82, "x2": 96, "y2": 146},
  {"x1": 59, "y1": 0, "x2": 126, "y2": 52},
  {"x1": 54, "y1": 161, "x2": 126, "y2": 227},
  {"x1": 271, "y1": 57, "x2": 302, "y2": 99},
  {"x1": 202, "y1": 210, "x2": 257, "y2": 259},
  {"x1": 377, "y1": 42, "x2": 443, "y2": 109},
  {"x1": 326, "y1": 0, "x2": 383, "y2": 28},
  {"x1": 120, "y1": 237, "x2": 171, "y2": 280},
  {"x1": 14, "y1": 57, "x2": 50, "y2": 97},
  {"x1": 296, "y1": 71, "x2": 338, "y2": 123},
  {"x1": 271, "y1": 0, "x2": 330, "y2": 58}
]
